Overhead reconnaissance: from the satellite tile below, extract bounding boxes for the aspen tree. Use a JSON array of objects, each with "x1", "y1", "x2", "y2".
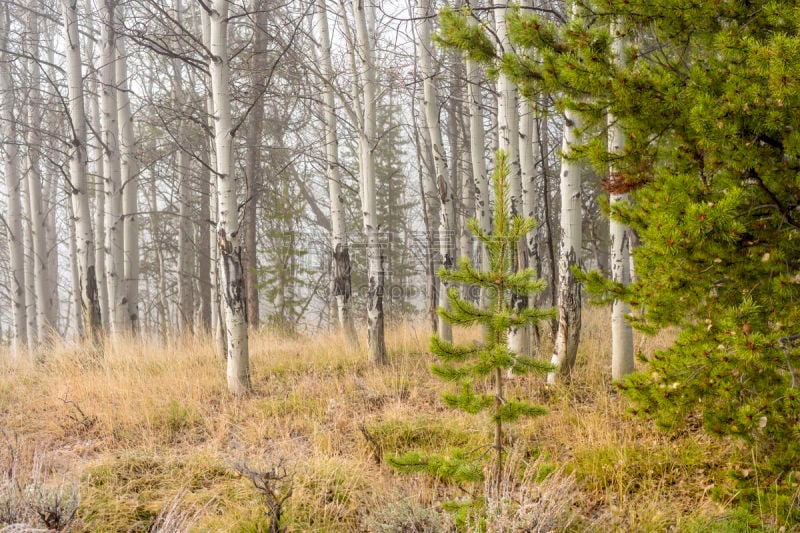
[
  {"x1": 352, "y1": 0, "x2": 387, "y2": 364},
  {"x1": 417, "y1": 0, "x2": 455, "y2": 343},
  {"x1": 100, "y1": 0, "x2": 125, "y2": 335},
  {"x1": 208, "y1": 0, "x2": 251, "y2": 393},
  {"x1": 0, "y1": 4, "x2": 27, "y2": 352},
  {"x1": 316, "y1": 0, "x2": 358, "y2": 344},
  {"x1": 116, "y1": 14, "x2": 139, "y2": 333},
  {"x1": 607, "y1": 19, "x2": 633, "y2": 380},
  {"x1": 24, "y1": 7, "x2": 51, "y2": 346},
  {"x1": 62, "y1": 0, "x2": 102, "y2": 343}
]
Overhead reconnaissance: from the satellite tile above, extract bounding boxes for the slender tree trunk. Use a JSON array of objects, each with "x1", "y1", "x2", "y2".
[
  {"x1": 2, "y1": 14, "x2": 27, "y2": 352},
  {"x1": 467, "y1": 58, "x2": 491, "y2": 340},
  {"x1": 539, "y1": 113, "x2": 557, "y2": 326},
  {"x1": 201, "y1": 6, "x2": 225, "y2": 357},
  {"x1": 316, "y1": 0, "x2": 357, "y2": 344},
  {"x1": 20, "y1": 125, "x2": 38, "y2": 351},
  {"x1": 67, "y1": 202, "x2": 83, "y2": 340},
  {"x1": 418, "y1": 0, "x2": 454, "y2": 342},
  {"x1": 88, "y1": 59, "x2": 110, "y2": 331},
  {"x1": 197, "y1": 134, "x2": 212, "y2": 331},
  {"x1": 414, "y1": 89, "x2": 441, "y2": 332},
  {"x1": 521, "y1": 105, "x2": 540, "y2": 349},
  {"x1": 548, "y1": 106, "x2": 583, "y2": 383},
  {"x1": 495, "y1": 0, "x2": 527, "y2": 355},
  {"x1": 62, "y1": 0, "x2": 102, "y2": 344},
  {"x1": 353, "y1": 0, "x2": 386, "y2": 364},
  {"x1": 609, "y1": 20, "x2": 633, "y2": 380},
  {"x1": 243, "y1": 0, "x2": 267, "y2": 328},
  {"x1": 100, "y1": 0, "x2": 124, "y2": 335},
  {"x1": 412, "y1": 102, "x2": 439, "y2": 332},
  {"x1": 24, "y1": 9, "x2": 51, "y2": 346},
  {"x1": 173, "y1": 47, "x2": 194, "y2": 333},
  {"x1": 209, "y1": 0, "x2": 251, "y2": 393},
  {"x1": 116, "y1": 20, "x2": 139, "y2": 333}
]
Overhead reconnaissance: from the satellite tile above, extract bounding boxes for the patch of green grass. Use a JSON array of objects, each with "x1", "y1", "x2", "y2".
[
  {"x1": 367, "y1": 417, "x2": 481, "y2": 456},
  {"x1": 79, "y1": 452, "x2": 235, "y2": 532},
  {"x1": 572, "y1": 438, "x2": 715, "y2": 498},
  {"x1": 252, "y1": 394, "x2": 324, "y2": 418}
]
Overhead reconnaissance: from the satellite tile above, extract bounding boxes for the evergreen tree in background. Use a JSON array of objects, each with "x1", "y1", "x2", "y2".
[
  {"x1": 344, "y1": 96, "x2": 417, "y2": 320},
  {"x1": 374, "y1": 96, "x2": 416, "y2": 320},
  {"x1": 389, "y1": 151, "x2": 555, "y2": 504},
  {"x1": 261, "y1": 172, "x2": 312, "y2": 334}
]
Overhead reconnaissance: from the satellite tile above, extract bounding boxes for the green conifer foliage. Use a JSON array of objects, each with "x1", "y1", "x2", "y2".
[
  {"x1": 438, "y1": 0, "x2": 800, "y2": 516},
  {"x1": 389, "y1": 151, "x2": 556, "y2": 490},
  {"x1": 459, "y1": 0, "x2": 800, "y2": 514}
]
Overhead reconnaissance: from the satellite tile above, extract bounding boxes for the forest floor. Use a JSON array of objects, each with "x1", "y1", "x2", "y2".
[{"x1": 0, "y1": 308, "x2": 774, "y2": 532}]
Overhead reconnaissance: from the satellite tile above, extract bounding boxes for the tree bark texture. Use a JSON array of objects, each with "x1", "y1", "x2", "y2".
[{"x1": 210, "y1": 0, "x2": 251, "y2": 393}]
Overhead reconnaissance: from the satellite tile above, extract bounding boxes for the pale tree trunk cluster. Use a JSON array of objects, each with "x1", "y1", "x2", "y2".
[{"x1": 0, "y1": 0, "x2": 636, "y2": 387}]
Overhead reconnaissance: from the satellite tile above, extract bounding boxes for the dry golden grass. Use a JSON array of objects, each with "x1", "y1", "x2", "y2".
[{"x1": 0, "y1": 308, "x2": 741, "y2": 532}]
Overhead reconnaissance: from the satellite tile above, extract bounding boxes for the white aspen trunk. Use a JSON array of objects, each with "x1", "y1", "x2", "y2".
[
  {"x1": 417, "y1": 0, "x2": 454, "y2": 342},
  {"x1": 43, "y1": 38, "x2": 60, "y2": 333},
  {"x1": 547, "y1": 107, "x2": 583, "y2": 383},
  {"x1": 353, "y1": 0, "x2": 386, "y2": 364},
  {"x1": 609, "y1": 20, "x2": 634, "y2": 380},
  {"x1": 197, "y1": 134, "x2": 212, "y2": 332},
  {"x1": 495, "y1": 0, "x2": 527, "y2": 355},
  {"x1": 3, "y1": 47, "x2": 28, "y2": 351},
  {"x1": 24, "y1": 9, "x2": 51, "y2": 346},
  {"x1": 146, "y1": 175, "x2": 170, "y2": 336},
  {"x1": 209, "y1": 0, "x2": 250, "y2": 393},
  {"x1": 520, "y1": 105, "x2": 540, "y2": 348},
  {"x1": 67, "y1": 203, "x2": 83, "y2": 340},
  {"x1": 87, "y1": 57, "x2": 109, "y2": 331},
  {"x1": 21, "y1": 146, "x2": 38, "y2": 351},
  {"x1": 100, "y1": 0, "x2": 124, "y2": 335},
  {"x1": 316, "y1": 0, "x2": 358, "y2": 344},
  {"x1": 412, "y1": 89, "x2": 440, "y2": 331},
  {"x1": 44, "y1": 173, "x2": 59, "y2": 332},
  {"x1": 116, "y1": 22, "x2": 139, "y2": 333},
  {"x1": 173, "y1": 47, "x2": 194, "y2": 333},
  {"x1": 454, "y1": 65, "x2": 475, "y2": 272},
  {"x1": 62, "y1": 0, "x2": 102, "y2": 343},
  {"x1": 467, "y1": 59, "x2": 491, "y2": 326},
  {"x1": 201, "y1": 6, "x2": 225, "y2": 357}
]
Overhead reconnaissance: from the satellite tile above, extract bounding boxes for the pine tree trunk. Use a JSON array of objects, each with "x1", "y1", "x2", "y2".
[
  {"x1": 353, "y1": 0, "x2": 386, "y2": 364},
  {"x1": 209, "y1": 0, "x2": 251, "y2": 393},
  {"x1": 62, "y1": 0, "x2": 102, "y2": 344},
  {"x1": 317, "y1": 0, "x2": 357, "y2": 344},
  {"x1": 609, "y1": 20, "x2": 634, "y2": 380},
  {"x1": 2, "y1": 11, "x2": 27, "y2": 352},
  {"x1": 418, "y1": 0, "x2": 454, "y2": 342},
  {"x1": 548, "y1": 108, "x2": 583, "y2": 383}
]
